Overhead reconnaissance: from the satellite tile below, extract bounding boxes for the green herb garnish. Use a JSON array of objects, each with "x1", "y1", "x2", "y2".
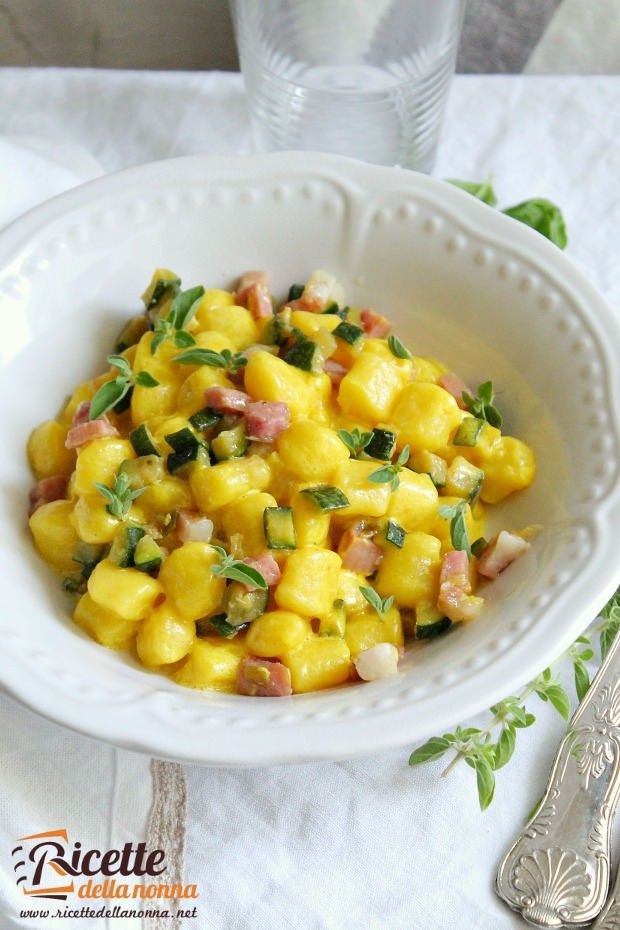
[
  {"x1": 210, "y1": 545, "x2": 268, "y2": 589},
  {"x1": 387, "y1": 334, "x2": 412, "y2": 360},
  {"x1": 94, "y1": 472, "x2": 145, "y2": 520},
  {"x1": 462, "y1": 381, "x2": 502, "y2": 429},
  {"x1": 151, "y1": 285, "x2": 205, "y2": 354},
  {"x1": 503, "y1": 198, "x2": 567, "y2": 249},
  {"x1": 438, "y1": 500, "x2": 471, "y2": 555},
  {"x1": 173, "y1": 347, "x2": 247, "y2": 373},
  {"x1": 89, "y1": 355, "x2": 159, "y2": 420},
  {"x1": 368, "y1": 445, "x2": 410, "y2": 492},
  {"x1": 359, "y1": 586, "x2": 394, "y2": 619},
  {"x1": 447, "y1": 178, "x2": 498, "y2": 206},
  {"x1": 408, "y1": 588, "x2": 620, "y2": 811},
  {"x1": 337, "y1": 427, "x2": 373, "y2": 458}
]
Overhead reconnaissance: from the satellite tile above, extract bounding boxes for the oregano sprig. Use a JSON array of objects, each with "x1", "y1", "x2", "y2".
[
  {"x1": 94, "y1": 472, "x2": 145, "y2": 520},
  {"x1": 210, "y1": 545, "x2": 268, "y2": 589},
  {"x1": 89, "y1": 355, "x2": 159, "y2": 420},
  {"x1": 151, "y1": 285, "x2": 205, "y2": 354},
  {"x1": 368, "y1": 445, "x2": 410, "y2": 492},
  {"x1": 359, "y1": 586, "x2": 394, "y2": 619},
  {"x1": 408, "y1": 589, "x2": 620, "y2": 811},
  {"x1": 438, "y1": 501, "x2": 471, "y2": 555},
  {"x1": 461, "y1": 381, "x2": 502, "y2": 429},
  {"x1": 174, "y1": 347, "x2": 247, "y2": 374},
  {"x1": 337, "y1": 427, "x2": 373, "y2": 458}
]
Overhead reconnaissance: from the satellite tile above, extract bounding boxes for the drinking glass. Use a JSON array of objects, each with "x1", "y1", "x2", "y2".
[{"x1": 230, "y1": 0, "x2": 466, "y2": 172}]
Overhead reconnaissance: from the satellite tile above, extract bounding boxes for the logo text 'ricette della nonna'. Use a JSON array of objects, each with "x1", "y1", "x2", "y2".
[{"x1": 12, "y1": 829, "x2": 198, "y2": 902}]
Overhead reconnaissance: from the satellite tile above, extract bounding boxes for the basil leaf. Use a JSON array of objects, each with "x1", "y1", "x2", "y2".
[
  {"x1": 448, "y1": 178, "x2": 498, "y2": 207},
  {"x1": 503, "y1": 198, "x2": 567, "y2": 249},
  {"x1": 169, "y1": 285, "x2": 205, "y2": 329},
  {"x1": 408, "y1": 736, "x2": 451, "y2": 766},
  {"x1": 387, "y1": 334, "x2": 413, "y2": 360},
  {"x1": 174, "y1": 349, "x2": 228, "y2": 368},
  {"x1": 135, "y1": 371, "x2": 160, "y2": 388},
  {"x1": 89, "y1": 379, "x2": 130, "y2": 420}
]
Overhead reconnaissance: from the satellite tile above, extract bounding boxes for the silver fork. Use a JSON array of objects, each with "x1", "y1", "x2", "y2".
[{"x1": 496, "y1": 630, "x2": 620, "y2": 928}]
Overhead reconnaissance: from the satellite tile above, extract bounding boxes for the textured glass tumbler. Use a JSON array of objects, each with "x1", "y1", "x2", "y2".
[{"x1": 231, "y1": 0, "x2": 465, "y2": 172}]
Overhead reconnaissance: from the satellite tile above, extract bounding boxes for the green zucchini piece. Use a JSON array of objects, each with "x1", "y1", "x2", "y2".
[
  {"x1": 445, "y1": 456, "x2": 484, "y2": 502},
  {"x1": 167, "y1": 445, "x2": 210, "y2": 475},
  {"x1": 133, "y1": 535, "x2": 163, "y2": 573},
  {"x1": 365, "y1": 428, "x2": 396, "y2": 461},
  {"x1": 471, "y1": 536, "x2": 489, "y2": 558},
  {"x1": 385, "y1": 519, "x2": 405, "y2": 548},
  {"x1": 189, "y1": 406, "x2": 222, "y2": 432},
  {"x1": 333, "y1": 321, "x2": 364, "y2": 345},
  {"x1": 72, "y1": 542, "x2": 105, "y2": 579},
  {"x1": 203, "y1": 613, "x2": 240, "y2": 638},
  {"x1": 120, "y1": 455, "x2": 165, "y2": 487},
  {"x1": 414, "y1": 601, "x2": 452, "y2": 640},
  {"x1": 319, "y1": 599, "x2": 346, "y2": 637},
  {"x1": 129, "y1": 423, "x2": 160, "y2": 457},
  {"x1": 211, "y1": 421, "x2": 248, "y2": 460},
  {"x1": 62, "y1": 576, "x2": 86, "y2": 595},
  {"x1": 301, "y1": 485, "x2": 350, "y2": 512},
  {"x1": 223, "y1": 583, "x2": 269, "y2": 627},
  {"x1": 287, "y1": 283, "x2": 304, "y2": 302},
  {"x1": 108, "y1": 525, "x2": 145, "y2": 568},
  {"x1": 263, "y1": 506, "x2": 296, "y2": 550},
  {"x1": 409, "y1": 450, "x2": 448, "y2": 488},
  {"x1": 323, "y1": 303, "x2": 349, "y2": 320},
  {"x1": 453, "y1": 417, "x2": 485, "y2": 447},
  {"x1": 282, "y1": 338, "x2": 321, "y2": 372},
  {"x1": 116, "y1": 315, "x2": 148, "y2": 352},
  {"x1": 165, "y1": 427, "x2": 200, "y2": 454}
]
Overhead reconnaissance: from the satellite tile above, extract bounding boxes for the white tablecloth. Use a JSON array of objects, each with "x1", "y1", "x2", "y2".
[{"x1": 0, "y1": 70, "x2": 618, "y2": 930}]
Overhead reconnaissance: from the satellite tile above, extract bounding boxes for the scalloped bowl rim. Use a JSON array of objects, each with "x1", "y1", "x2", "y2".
[{"x1": 0, "y1": 152, "x2": 619, "y2": 766}]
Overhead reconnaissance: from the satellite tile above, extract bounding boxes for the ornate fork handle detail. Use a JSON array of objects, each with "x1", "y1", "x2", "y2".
[{"x1": 496, "y1": 631, "x2": 620, "y2": 928}]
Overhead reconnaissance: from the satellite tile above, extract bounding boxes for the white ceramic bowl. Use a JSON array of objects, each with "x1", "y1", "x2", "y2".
[{"x1": 1, "y1": 153, "x2": 619, "y2": 766}]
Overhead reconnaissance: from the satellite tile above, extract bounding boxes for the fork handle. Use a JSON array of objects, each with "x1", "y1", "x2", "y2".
[{"x1": 496, "y1": 630, "x2": 620, "y2": 928}]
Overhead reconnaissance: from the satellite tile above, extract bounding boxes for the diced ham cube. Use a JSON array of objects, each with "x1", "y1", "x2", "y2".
[
  {"x1": 299, "y1": 270, "x2": 344, "y2": 312},
  {"x1": 338, "y1": 531, "x2": 382, "y2": 575},
  {"x1": 439, "y1": 549, "x2": 471, "y2": 593},
  {"x1": 243, "y1": 553, "x2": 282, "y2": 590},
  {"x1": 176, "y1": 510, "x2": 214, "y2": 543},
  {"x1": 235, "y1": 272, "x2": 274, "y2": 321},
  {"x1": 71, "y1": 400, "x2": 92, "y2": 426},
  {"x1": 438, "y1": 372, "x2": 470, "y2": 410},
  {"x1": 437, "y1": 583, "x2": 484, "y2": 623},
  {"x1": 360, "y1": 308, "x2": 391, "y2": 338},
  {"x1": 65, "y1": 417, "x2": 119, "y2": 448},
  {"x1": 28, "y1": 475, "x2": 68, "y2": 516},
  {"x1": 204, "y1": 386, "x2": 250, "y2": 413},
  {"x1": 246, "y1": 283, "x2": 274, "y2": 320},
  {"x1": 476, "y1": 530, "x2": 530, "y2": 580},
  {"x1": 234, "y1": 270, "x2": 268, "y2": 298},
  {"x1": 245, "y1": 400, "x2": 291, "y2": 442},
  {"x1": 237, "y1": 657, "x2": 292, "y2": 697},
  {"x1": 324, "y1": 359, "x2": 348, "y2": 386}
]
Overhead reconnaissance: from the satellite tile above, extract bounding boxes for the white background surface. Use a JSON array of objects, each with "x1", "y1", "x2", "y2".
[{"x1": 0, "y1": 71, "x2": 618, "y2": 930}]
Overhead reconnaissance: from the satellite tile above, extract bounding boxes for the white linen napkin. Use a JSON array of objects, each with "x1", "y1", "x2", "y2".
[{"x1": 0, "y1": 136, "x2": 153, "y2": 930}]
